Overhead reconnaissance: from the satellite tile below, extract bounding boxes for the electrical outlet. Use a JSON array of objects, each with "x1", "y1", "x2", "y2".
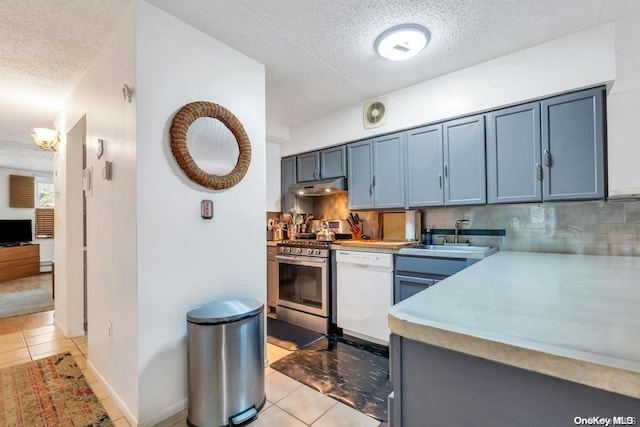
[{"x1": 107, "y1": 320, "x2": 113, "y2": 343}]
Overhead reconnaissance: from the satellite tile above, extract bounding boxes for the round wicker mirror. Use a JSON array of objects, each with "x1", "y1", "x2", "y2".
[{"x1": 170, "y1": 101, "x2": 251, "y2": 190}]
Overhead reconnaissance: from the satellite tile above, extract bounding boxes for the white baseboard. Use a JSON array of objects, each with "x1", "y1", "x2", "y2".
[
  {"x1": 54, "y1": 318, "x2": 84, "y2": 338},
  {"x1": 86, "y1": 359, "x2": 139, "y2": 427},
  {"x1": 137, "y1": 399, "x2": 187, "y2": 427}
]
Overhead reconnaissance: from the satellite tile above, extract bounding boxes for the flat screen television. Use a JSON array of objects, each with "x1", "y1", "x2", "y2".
[{"x1": 0, "y1": 219, "x2": 33, "y2": 245}]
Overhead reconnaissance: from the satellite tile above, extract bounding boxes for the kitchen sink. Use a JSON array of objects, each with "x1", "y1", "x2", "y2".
[{"x1": 398, "y1": 244, "x2": 497, "y2": 259}]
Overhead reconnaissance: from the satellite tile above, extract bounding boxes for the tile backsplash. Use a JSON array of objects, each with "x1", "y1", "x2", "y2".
[{"x1": 311, "y1": 195, "x2": 640, "y2": 257}]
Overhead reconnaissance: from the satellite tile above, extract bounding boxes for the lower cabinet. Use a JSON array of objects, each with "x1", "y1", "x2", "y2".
[
  {"x1": 393, "y1": 255, "x2": 474, "y2": 304},
  {"x1": 389, "y1": 335, "x2": 639, "y2": 427},
  {"x1": 266, "y1": 246, "x2": 278, "y2": 309}
]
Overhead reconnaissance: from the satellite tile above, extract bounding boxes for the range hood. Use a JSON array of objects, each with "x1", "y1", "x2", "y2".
[{"x1": 288, "y1": 177, "x2": 347, "y2": 196}]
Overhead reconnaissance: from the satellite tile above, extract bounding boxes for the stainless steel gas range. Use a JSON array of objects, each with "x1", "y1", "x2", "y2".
[{"x1": 276, "y1": 240, "x2": 332, "y2": 334}]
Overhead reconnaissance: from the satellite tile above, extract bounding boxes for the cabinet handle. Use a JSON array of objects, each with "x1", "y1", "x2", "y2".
[
  {"x1": 314, "y1": 169, "x2": 318, "y2": 179},
  {"x1": 444, "y1": 163, "x2": 448, "y2": 178},
  {"x1": 536, "y1": 163, "x2": 543, "y2": 181},
  {"x1": 439, "y1": 174, "x2": 443, "y2": 188},
  {"x1": 544, "y1": 150, "x2": 552, "y2": 167},
  {"x1": 370, "y1": 174, "x2": 376, "y2": 196}
]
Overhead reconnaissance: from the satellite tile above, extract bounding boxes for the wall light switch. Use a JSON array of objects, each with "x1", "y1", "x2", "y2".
[{"x1": 201, "y1": 199, "x2": 214, "y2": 219}]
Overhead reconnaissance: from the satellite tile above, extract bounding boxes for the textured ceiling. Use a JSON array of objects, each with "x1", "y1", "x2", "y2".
[
  {"x1": 0, "y1": 0, "x2": 131, "y2": 172},
  {"x1": 2, "y1": 0, "x2": 640, "y2": 172}
]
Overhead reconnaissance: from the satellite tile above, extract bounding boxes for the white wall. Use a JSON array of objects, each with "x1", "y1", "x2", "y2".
[
  {"x1": 266, "y1": 141, "x2": 281, "y2": 211},
  {"x1": 136, "y1": 2, "x2": 266, "y2": 425},
  {"x1": 607, "y1": 14, "x2": 640, "y2": 197},
  {"x1": 284, "y1": 24, "x2": 616, "y2": 156},
  {"x1": 55, "y1": 0, "x2": 138, "y2": 420}
]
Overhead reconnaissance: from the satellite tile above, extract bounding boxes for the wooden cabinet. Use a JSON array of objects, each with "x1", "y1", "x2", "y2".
[
  {"x1": 443, "y1": 114, "x2": 487, "y2": 206},
  {"x1": 347, "y1": 132, "x2": 405, "y2": 209},
  {"x1": 267, "y1": 246, "x2": 278, "y2": 309},
  {"x1": 297, "y1": 145, "x2": 347, "y2": 182},
  {"x1": 541, "y1": 87, "x2": 605, "y2": 201},
  {"x1": 487, "y1": 88, "x2": 605, "y2": 204},
  {"x1": 281, "y1": 156, "x2": 312, "y2": 213},
  {"x1": 0, "y1": 244, "x2": 40, "y2": 283},
  {"x1": 486, "y1": 102, "x2": 542, "y2": 204}
]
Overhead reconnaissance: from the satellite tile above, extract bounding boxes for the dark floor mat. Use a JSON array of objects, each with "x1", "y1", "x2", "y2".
[
  {"x1": 266, "y1": 317, "x2": 324, "y2": 351},
  {"x1": 270, "y1": 335, "x2": 392, "y2": 421}
]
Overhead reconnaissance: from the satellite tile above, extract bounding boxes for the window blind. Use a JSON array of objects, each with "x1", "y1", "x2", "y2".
[
  {"x1": 9, "y1": 175, "x2": 35, "y2": 208},
  {"x1": 35, "y1": 208, "x2": 55, "y2": 238}
]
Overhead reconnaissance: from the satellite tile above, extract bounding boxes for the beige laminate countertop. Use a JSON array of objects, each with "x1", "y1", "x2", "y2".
[{"x1": 389, "y1": 251, "x2": 640, "y2": 399}]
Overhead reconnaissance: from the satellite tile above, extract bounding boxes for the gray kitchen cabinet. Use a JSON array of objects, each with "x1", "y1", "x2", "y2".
[
  {"x1": 347, "y1": 133, "x2": 405, "y2": 209},
  {"x1": 443, "y1": 114, "x2": 487, "y2": 205},
  {"x1": 541, "y1": 87, "x2": 605, "y2": 201},
  {"x1": 393, "y1": 255, "x2": 476, "y2": 304},
  {"x1": 281, "y1": 156, "x2": 312, "y2": 213},
  {"x1": 320, "y1": 145, "x2": 347, "y2": 179},
  {"x1": 297, "y1": 145, "x2": 346, "y2": 182},
  {"x1": 296, "y1": 151, "x2": 320, "y2": 182},
  {"x1": 486, "y1": 102, "x2": 542, "y2": 204},
  {"x1": 267, "y1": 246, "x2": 278, "y2": 309},
  {"x1": 373, "y1": 132, "x2": 406, "y2": 208},
  {"x1": 347, "y1": 140, "x2": 374, "y2": 209},
  {"x1": 406, "y1": 124, "x2": 444, "y2": 207}
]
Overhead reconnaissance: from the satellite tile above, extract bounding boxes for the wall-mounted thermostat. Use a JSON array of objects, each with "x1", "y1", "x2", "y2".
[{"x1": 201, "y1": 200, "x2": 214, "y2": 219}]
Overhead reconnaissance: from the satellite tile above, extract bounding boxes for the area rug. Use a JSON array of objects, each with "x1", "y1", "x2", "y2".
[
  {"x1": 0, "y1": 289, "x2": 54, "y2": 319},
  {"x1": 267, "y1": 317, "x2": 324, "y2": 351},
  {"x1": 0, "y1": 352, "x2": 112, "y2": 426},
  {"x1": 270, "y1": 335, "x2": 392, "y2": 421}
]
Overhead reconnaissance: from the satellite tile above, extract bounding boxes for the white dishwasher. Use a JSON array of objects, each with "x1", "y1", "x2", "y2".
[{"x1": 336, "y1": 250, "x2": 393, "y2": 345}]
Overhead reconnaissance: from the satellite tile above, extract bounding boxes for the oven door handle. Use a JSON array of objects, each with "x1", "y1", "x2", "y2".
[{"x1": 276, "y1": 255, "x2": 327, "y2": 266}]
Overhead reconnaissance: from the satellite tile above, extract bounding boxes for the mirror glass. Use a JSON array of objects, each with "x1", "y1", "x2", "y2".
[{"x1": 186, "y1": 117, "x2": 239, "y2": 175}]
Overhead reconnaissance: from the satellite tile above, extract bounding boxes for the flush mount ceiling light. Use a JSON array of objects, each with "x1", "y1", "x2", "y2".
[
  {"x1": 31, "y1": 127, "x2": 60, "y2": 151},
  {"x1": 374, "y1": 24, "x2": 430, "y2": 61}
]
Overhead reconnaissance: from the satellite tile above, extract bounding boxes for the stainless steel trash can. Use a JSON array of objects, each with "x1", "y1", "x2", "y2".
[{"x1": 187, "y1": 299, "x2": 265, "y2": 427}]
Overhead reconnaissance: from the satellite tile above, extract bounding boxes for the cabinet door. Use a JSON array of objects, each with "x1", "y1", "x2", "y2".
[
  {"x1": 347, "y1": 140, "x2": 374, "y2": 209},
  {"x1": 281, "y1": 157, "x2": 312, "y2": 213},
  {"x1": 373, "y1": 132, "x2": 406, "y2": 209},
  {"x1": 296, "y1": 151, "x2": 320, "y2": 182},
  {"x1": 406, "y1": 124, "x2": 444, "y2": 207},
  {"x1": 486, "y1": 103, "x2": 542, "y2": 204},
  {"x1": 320, "y1": 145, "x2": 347, "y2": 179},
  {"x1": 443, "y1": 114, "x2": 487, "y2": 205},
  {"x1": 394, "y1": 275, "x2": 436, "y2": 304},
  {"x1": 541, "y1": 87, "x2": 605, "y2": 201}
]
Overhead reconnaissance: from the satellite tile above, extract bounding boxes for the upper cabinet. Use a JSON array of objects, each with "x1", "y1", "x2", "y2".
[
  {"x1": 281, "y1": 156, "x2": 313, "y2": 213},
  {"x1": 486, "y1": 87, "x2": 605, "y2": 204},
  {"x1": 541, "y1": 87, "x2": 605, "y2": 201},
  {"x1": 486, "y1": 102, "x2": 542, "y2": 204},
  {"x1": 443, "y1": 114, "x2": 487, "y2": 206},
  {"x1": 347, "y1": 132, "x2": 405, "y2": 209},
  {"x1": 297, "y1": 146, "x2": 346, "y2": 182},
  {"x1": 406, "y1": 124, "x2": 444, "y2": 207}
]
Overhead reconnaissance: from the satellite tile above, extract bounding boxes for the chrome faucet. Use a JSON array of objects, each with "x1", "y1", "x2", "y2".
[{"x1": 454, "y1": 219, "x2": 469, "y2": 244}]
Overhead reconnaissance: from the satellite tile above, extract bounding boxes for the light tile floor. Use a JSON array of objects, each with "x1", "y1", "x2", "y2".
[
  {"x1": 1, "y1": 312, "x2": 384, "y2": 427},
  {"x1": 160, "y1": 343, "x2": 383, "y2": 427},
  {"x1": 0, "y1": 310, "x2": 132, "y2": 426}
]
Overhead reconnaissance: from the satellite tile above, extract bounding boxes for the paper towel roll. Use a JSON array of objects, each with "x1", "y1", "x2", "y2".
[{"x1": 405, "y1": 210, "x2": 417, "y2": 241}]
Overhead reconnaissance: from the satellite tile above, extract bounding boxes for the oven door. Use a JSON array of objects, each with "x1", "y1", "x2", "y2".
[{"x1": 276, "y1": 255, "x2": 328, "y2": 317}]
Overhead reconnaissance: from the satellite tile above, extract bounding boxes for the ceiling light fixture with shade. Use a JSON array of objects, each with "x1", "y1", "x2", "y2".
[
  {"x1": 374, "y1": 24, "x2": 430, "y2": 61},
  {"x1": 31, "y1": 127, "x2": 60, "y2": 151}
]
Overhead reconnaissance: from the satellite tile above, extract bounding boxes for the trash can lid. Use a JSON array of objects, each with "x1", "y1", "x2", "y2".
[{"x1": 187, "y1": 298, "x2": 263, "y2": 325}]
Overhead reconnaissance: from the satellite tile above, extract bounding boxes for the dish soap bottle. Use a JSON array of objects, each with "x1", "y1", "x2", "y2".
[{"x1": 425, "y1": 226, "x2": 433, "y2": 245}]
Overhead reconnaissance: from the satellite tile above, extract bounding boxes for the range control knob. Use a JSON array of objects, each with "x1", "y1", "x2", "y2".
[
  {"x1": 295, "y1": 248, "x2": 302, "y2": 254},
  {"x1": 314, "y1": 249, "x2": 321, "y2": 255},
  {"x1": 285, "y1": 247, "x2": 291, "y2": 253},
  {"x1": 307, "y1": 249, "x2": 313, "y2": 255}
]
